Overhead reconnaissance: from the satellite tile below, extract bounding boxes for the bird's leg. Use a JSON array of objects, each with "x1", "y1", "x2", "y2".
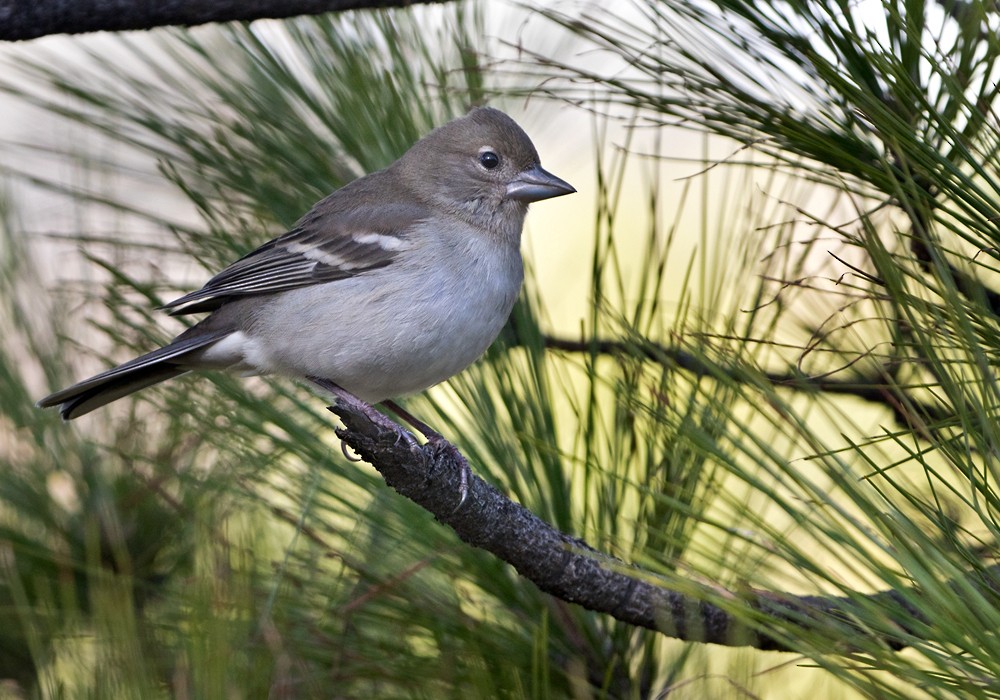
[
  {"x1": 308, "y1": 377, "x2": 419, "y2": 450},
  {"x1": 382, "y1": 399, "x2": 471, "y2": 509},
  {"x1": 310, "y1": 377, "x2": 469, "y2": 508}
]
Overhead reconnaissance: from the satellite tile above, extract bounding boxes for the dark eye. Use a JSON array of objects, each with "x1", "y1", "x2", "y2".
[{"x1": 479, "y1": 151, "x2": 500, "y2": 169}]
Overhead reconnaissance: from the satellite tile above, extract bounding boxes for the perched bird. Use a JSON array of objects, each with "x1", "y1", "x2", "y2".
[{"x1": 37, "y1": 107, "x2": 575, "y2": 424}]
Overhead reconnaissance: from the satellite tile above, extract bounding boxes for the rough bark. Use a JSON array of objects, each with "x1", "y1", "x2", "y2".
[
  {"x1": 329, "y1": 397, "x2": 999, "y2": 652},
  {"x1": 0, "y1": 0, "x2": 450, "y2": 42}
]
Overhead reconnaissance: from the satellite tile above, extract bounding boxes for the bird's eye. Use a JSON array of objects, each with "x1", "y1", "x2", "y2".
[{"x1": 479, "y1": 151, "x2": 500, "y2": 169}]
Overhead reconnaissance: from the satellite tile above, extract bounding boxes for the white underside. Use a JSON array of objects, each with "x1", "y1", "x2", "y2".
[{"x1": 193, "y1": 223, "x2": 523, "y2": 403}]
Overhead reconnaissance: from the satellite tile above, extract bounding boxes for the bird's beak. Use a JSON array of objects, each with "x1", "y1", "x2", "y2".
[{"x1": 506, "y1": 165, "x2": 576, "y2": 203}]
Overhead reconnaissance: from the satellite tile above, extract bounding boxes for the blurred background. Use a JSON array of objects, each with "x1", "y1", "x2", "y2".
[{"x1": 1, "y1": 0, "x2": 999, "y2": 697}]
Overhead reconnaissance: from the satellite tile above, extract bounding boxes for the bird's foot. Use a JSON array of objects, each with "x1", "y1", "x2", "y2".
[
  {"x1": 382, "y1": 400, "x2": 471, "y2": 510},
  {"x1": 426, "y1": 435, "x2": 471, "y2": 511},
  {"x1": 309, "y1": 377, "x2": 419, "y2": 451}
]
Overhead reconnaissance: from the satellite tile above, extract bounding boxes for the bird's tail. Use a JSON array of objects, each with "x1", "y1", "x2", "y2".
[{"x1": 37, "y1": 329, "x2": 230, "y2": 420}]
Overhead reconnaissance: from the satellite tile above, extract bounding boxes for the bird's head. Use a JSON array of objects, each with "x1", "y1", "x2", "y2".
[{"x1": 397, "y1": 107, "x2": 575, "y2": 232}]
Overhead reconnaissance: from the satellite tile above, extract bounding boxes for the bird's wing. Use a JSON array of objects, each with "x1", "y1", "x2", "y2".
[{"x1": 162, "y1": 196, "x2": 424, "y2": 316}]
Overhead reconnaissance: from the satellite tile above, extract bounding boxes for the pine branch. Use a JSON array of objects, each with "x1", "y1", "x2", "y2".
[
  {"x1": 538, "y1": 335, "x2": 954, "y2": 428},
  {"x1": 330, "y1": 397, "x2": 999, "y2": 652},
  {"x1": 0, "y1": 0, "x2": 450, "y2": 42}
]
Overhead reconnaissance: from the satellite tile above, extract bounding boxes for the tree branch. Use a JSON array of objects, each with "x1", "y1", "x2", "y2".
[
  {"x1": 538, "y1": 335, "x2": 953, "y2": 429},
  {"x1": 0, "y1": 0, "x2": 450, "y2": 42},
  {"x1": 330, "y1": 397, "x2": 999, "y2": 652}
]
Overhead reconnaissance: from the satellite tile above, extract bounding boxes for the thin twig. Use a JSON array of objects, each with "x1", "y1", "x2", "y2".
[{"x1": 538, "y1": 334, "x2": 953, "y2": 428}]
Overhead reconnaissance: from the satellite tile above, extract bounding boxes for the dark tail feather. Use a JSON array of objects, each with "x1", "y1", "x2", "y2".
[
  {"x1": 37, "y1": 329, "x2": 230, "y2": 420},
  {"x1": 46, "y1": 365, "x2": 190, "y2": 420}
]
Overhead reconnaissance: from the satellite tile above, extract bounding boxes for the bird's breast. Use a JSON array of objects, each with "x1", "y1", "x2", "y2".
[{"x1": 240, "y1": 226, "x2": 524, "y2": 402}]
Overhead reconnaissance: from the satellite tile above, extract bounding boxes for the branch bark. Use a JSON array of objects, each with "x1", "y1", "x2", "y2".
[
  {"x1": 538, "y1": 334, "x2": 955, "y2": 433},
  {"x1": 0, "y1": 0, "x2": 450, "y2": 42},
  {"x1": 329, "y1": 397, "x2": 999, "y2": 652}
]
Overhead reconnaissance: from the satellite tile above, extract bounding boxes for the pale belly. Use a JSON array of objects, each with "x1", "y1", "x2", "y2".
[{"x1": 199, "y1": 246, "x2": 523, "y2": 402}]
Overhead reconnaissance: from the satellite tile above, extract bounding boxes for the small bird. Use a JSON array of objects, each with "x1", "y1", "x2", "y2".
[{"x1": 37, "y1": 107, "x2": 575, "y2": 425}]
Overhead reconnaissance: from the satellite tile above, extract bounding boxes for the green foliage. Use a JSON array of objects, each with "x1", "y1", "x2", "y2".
[
  {"x1": 4, "y1": 6, "x2": 660, "y2": 697},
  {"x1": 527, "y1": 0, "x2": 1000, "y2": 697}
]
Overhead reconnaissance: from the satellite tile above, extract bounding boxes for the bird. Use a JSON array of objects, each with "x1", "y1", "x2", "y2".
[{"x1": 37, "y1": 107, "x2": 575, "y2": 429}]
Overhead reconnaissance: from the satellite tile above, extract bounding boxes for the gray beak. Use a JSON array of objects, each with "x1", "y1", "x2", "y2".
[{"x1": 506, "y1": 164, "x2": 576, "y2": 203}]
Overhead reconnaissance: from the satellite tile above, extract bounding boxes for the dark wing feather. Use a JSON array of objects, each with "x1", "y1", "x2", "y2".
[{"x1": 163, "y1": 181, "x2": 425, "y2": 316}]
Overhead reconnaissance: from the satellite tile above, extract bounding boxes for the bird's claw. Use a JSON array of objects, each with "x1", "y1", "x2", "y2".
[
  {"x1": 340, "y1": 439, "x2": 362, "y2": 462},
  {"x1": 426, "y1": 434, "x2": 471, "y2": 512},
  {"x1": 394, "y1": 428, "x2": 420, "y2": 451},
  {"x1": 313, "y1": 380, "x2": 470, "y2": 509}
]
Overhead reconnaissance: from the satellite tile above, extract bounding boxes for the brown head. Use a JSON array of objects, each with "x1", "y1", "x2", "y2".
[{"x1": 393, "y1": 107, "x2": 575, "y2": 231}]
